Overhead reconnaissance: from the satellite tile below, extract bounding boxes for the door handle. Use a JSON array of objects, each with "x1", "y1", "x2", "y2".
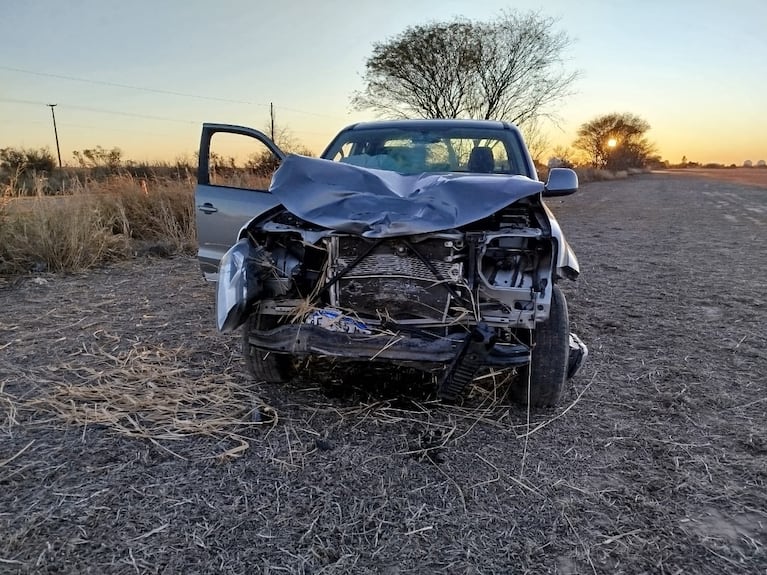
[{"x1": 197, "y1": 203, "x2": 218, "y2": 214}]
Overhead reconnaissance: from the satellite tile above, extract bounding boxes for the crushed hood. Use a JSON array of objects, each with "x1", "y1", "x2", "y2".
[{"x1": 269, "y1": 154, "x2": 544, "y2": 238}]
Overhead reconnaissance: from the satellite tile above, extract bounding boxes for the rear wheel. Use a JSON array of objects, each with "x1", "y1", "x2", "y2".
[
  {"x1": 241, "y1": 315, "x2": 297, "y2": 383},
  {"x1": 511, "y1": 285, "x2": 569, "y2": 407}
]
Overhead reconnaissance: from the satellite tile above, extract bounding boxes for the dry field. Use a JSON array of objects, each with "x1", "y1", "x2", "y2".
[
  {"x1": 1, "y1": 172, "x2": 765, "y2": 574},
  {"x1": 662, "y1": 167, "x2": 767, "y2": 189}
]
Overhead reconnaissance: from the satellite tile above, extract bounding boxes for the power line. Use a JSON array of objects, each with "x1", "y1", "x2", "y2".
[
  {"x1": 0, "y1": 97, "x2": 49, "y2": 106},
  {"x1": 0, "y1": 97, "x2": 198, "y2": 124},
  {"x1": 0, "y1": 65, "x2": 265, "y2": 106},
  {"x1": 0, "y1": 98, "x2": 339, "y2": 147},
  {"x1": 0, "y1": 118, "x2": 179, "y2": 137},
  {"x1": 0, "y1": 65, "x2": 349, "y2": 119},
  {"x1": 68, "y1": 103, "x2": 198, "y2": 124}
]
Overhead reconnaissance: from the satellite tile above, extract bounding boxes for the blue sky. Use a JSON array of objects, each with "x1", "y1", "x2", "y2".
[{"x1": 1, "y1": 0, "x2": 765, "y2": 165}]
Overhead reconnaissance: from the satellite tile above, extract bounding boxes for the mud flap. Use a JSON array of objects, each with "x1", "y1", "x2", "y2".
[
  {"x1": 567, "y1": 333, "x2": 588, "y2": 379},
  {"x1": 437, "y1": 324, "x2": 496, "y2": 402}
]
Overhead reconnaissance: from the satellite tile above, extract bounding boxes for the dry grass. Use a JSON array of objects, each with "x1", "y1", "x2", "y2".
[
  {"x1": 94, "y1": 175, "x2": 196, "y2": 254},
  {"x1": 574, "y1": 167, "x2": 631, "y2": 182},
  {"x1": 537, "y1": 166, "x2": 636, "y2": 184},
  {"x1": 0, "y1": 380, "x2": 19, "y2": 435},
  {"x1": 22, "y1": 342, "x2": 276, "y2": 460},
  {"x1": 0, "y1": 164, "x2": 647, "y2": 277},
  {"x1": 0, "y1": 193, "x2": 131, "y2": 274},
  {"x1": 0, "y1": 174, "x2": 195, "y2": 275},
  {"x1": 3, "y1": 331, "x2": 575, "y2": 468},
  {"x1": 210, "y1": 170, "x2": 272, "y2": 190}
]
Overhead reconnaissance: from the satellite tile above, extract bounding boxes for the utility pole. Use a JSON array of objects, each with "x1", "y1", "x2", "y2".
[
  {"x1": 47, "y1": 104, "x2": 62, "y2": 168},
  {"x1": 270, "y1": 102, "x2": 275, "y2": 141}
]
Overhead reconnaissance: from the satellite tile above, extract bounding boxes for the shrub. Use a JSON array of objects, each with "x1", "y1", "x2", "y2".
[
  {"x1": 0, "y1": 174, "x2": 195, "y2": 275},
  {"x1": 93, "y1": 175, "x2": 196, "y2": 254},
  {"x1": 0, "y1": 147, "x2": 56, "y2": 176},
  {"x1": 0, "y1": 147, "x2": 57, "y2": 194},
  {"x1": 0, "y1": 194, "x2": 131, "y2": 274}
]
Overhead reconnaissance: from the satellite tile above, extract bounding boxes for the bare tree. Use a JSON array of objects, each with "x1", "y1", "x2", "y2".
[
  {"x1": 520, "y1": 118, "x2": 551, "y2": 166},
  {"x1": 265, "y1": 124, "x2": 312, "y2": 156},
  {"x1": 247, "y1": 121, "x2": 314, "y2": 177},
  {"x1": 353, "y1": 10, "x2": 578, "y2": 127},
  {"x1": 548, "y1": 145, "x2": 575, "y2": 168},
  {"x1": 573, "y1": 113, "x2": 656, "y2": 170}
]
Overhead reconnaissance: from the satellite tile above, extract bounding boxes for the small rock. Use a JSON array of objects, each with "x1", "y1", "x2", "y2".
[{"x1": 315, "y1": 438, "x2": 335, "y2": 451}]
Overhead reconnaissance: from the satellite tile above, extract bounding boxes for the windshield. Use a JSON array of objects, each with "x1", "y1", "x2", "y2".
[{"x1": 322, "y1": 127, "x2": 531, "y2": 177}]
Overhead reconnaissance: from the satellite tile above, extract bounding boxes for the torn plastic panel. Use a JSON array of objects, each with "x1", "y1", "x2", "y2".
[
  {"x1": 216, "y1": 238, "x2": 260, "y2": 332},
  {"x1": 216, "y1": 238, "x2": 294, "y2": 332}
]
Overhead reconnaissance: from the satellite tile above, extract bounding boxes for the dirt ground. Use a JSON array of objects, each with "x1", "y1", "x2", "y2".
[{"x1": 1, "y1": 173, "x2": 765, "y2": 574}]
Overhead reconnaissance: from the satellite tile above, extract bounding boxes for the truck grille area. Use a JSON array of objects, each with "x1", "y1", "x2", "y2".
[{"x1": 328, "y1": 236, "x2": 465, "y2": 320}]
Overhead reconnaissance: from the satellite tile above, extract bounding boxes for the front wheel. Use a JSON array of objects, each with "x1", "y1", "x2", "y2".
[
  {"x1": 511, "y1": 285, "x2": 569, "y2": 407},
  {"x1": 242, "y1": 315, "x2": 297, "y2": 383}
]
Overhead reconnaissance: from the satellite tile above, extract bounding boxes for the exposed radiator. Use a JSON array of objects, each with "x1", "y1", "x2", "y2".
[{"x1": 327, "y1": 236, "x2": 465, "y2": 320}]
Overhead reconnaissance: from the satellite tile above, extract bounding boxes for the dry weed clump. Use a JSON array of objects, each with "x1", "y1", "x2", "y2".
[
  {"x1": 93, "y1": 174, "x2": 196, "y2": 254},
  {"x1": 539, "y1": 166, "x2": 639, "y2": 184},
  {"x1": 0, "y1": 380, "x2": 19, "y2": 434},
  {"x1": 210, "y1": 170, "x2": 272, "y2": 191},
  {"x1": 0, "y1": 174, "x2": 195, "y2": 275},
  {"x1": 24, "y1": 342, "x2": 275, "y2": 459},
  {"x1": 0, "y1": 193, "x2": 131, "y2": 274},
  {"x1": 574, "y1": 167, "x2": 630, "y2": 183}
]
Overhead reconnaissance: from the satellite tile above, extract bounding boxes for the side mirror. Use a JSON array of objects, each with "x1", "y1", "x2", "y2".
[{"x1": 543, "y1": 167, "x2": 578, "y2": 197}]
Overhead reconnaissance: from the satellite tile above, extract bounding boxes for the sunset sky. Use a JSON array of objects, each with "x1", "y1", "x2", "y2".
[{"x1": 1, "y1": 0, "x2": 765, "y2": 166}]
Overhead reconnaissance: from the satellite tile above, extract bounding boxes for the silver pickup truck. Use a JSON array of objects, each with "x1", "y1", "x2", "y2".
[{"x1": 195, "y1": 119, "x2": 586, "y2": 405}]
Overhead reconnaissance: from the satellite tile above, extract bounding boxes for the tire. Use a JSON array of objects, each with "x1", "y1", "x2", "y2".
[
  {"x1": 511, "y1": 285, "x2": 569, "y2": 407},
  {"x1": 241, "y1": 315, "x2": 297, "y2": 383}
]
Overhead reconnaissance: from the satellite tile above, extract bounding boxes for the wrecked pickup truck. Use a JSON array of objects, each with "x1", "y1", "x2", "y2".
[{"x1": 195, "y1": 119, "x2": 586, "y2": 405}]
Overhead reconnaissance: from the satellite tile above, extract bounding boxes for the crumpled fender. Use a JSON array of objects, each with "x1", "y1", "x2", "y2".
[
  {"x1": 542, "y1": 201, "x2": 579, "y2": 279},
  {"x1": 216, "y1": 238, "x2": 263, "y2": 332}
]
